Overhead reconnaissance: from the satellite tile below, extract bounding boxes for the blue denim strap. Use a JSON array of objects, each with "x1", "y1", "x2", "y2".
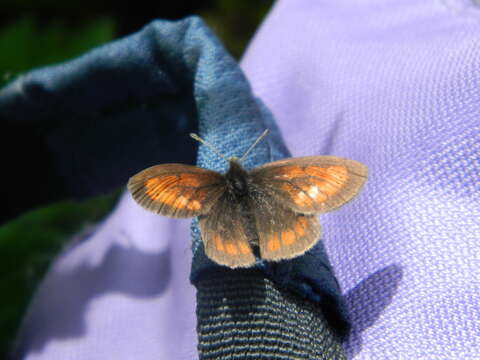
[
  {"x1": 0, "y1": 17, "x2": 349, "y2": 355},
  {"x1": 173, "y1": 18, "x2": 348, "y2": 333}
]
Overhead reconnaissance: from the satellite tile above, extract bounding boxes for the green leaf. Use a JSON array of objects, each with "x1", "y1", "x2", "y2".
[{"x1": 0, "y1": 16, "x2": 115, "y2": 86}]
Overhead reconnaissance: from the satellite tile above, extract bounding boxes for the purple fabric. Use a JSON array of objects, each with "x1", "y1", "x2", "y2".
[
  {"x1": 14, "y1": 0, "x2": 480, "y2": 359},
  {"x1": 241, "y1": 0, "x2": 480, "y2": 358},
  {"x1": 16, "y1": 194, "x2": 198, "y2": 359}
]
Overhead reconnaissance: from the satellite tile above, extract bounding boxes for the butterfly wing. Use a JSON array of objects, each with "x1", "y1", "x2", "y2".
[
  {"x1": 199, "y1": 193, "x2": 256, "y2": 268},
  {"x1": 251, "y1": 156, "x2": 367, "y2": 214},
  {"x1": 128, "y1": 164, "x2": 225, "y2": 218},
  {"x1": 248, "y1": 189, "x2": 321, "y2": 261}
]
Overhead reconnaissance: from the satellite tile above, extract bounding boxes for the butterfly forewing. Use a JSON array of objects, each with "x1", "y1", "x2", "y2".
[
  {"x1": 251, "y1": 156, "x2": 367, "y2": 214},
  {"x1": 128, "y1": 164, "x2": 225, "y2": 218},
  {"x1": 199, "y1": 193, "x2": 256, "y2": 268}
]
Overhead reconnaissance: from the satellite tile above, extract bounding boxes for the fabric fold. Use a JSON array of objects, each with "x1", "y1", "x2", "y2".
[{"x1": 1, "y1": 16, "x2": 348, "y2": 359}]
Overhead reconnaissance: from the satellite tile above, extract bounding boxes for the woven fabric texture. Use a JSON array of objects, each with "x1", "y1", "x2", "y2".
[
  {"x1": 196, "y1": 269, "x2": 346, "y2": 360},
  {"x1": 241, "y1": 0, "x2": 480, "y2": 358}
]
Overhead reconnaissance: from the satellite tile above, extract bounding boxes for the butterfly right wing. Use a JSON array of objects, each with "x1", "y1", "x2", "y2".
[
  {"x1": 248, "y1": 189, "x2": 321, "y2": 262},
  {"x1": 251, "y1": 156, "x2": 367, "y2": 215},
  {"x1": 199, "y1": 193, "x2": 256, "y2": 268},
  {"x1": 128, "y1": 164, "x2": 225, "y2": 218}
]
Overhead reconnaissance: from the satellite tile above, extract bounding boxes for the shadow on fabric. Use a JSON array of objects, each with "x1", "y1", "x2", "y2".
[
  {"x1": 343, "y1": 264, "x2": 403, "y2": 358},
  {"x1": 12, "y1": 234, "x2": 171, "y2": 358}
]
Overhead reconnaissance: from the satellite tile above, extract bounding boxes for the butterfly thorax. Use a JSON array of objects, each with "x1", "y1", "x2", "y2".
[{"x1": 225, "y1": 159, "x2": 250, "y2": 198}]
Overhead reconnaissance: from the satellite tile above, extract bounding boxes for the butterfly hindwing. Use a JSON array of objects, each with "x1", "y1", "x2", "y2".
[
  {"x1": 249, "y1": 190, "x2": 321, "y2": 261},
  {"x1": 251, "y1": 156, "x2": 367, "y2": 214},
  {"x1": 199, "y1": 193, "x2": 256, "y2": 268},
  {"x1": 128, "y1": 164, "x2": 225, "y2": 218}
]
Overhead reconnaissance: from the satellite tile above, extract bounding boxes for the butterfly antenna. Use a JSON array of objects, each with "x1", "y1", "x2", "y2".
[
  {"x1": 190, "y1": 133, "x2": 229, "y2": 162},
  {"x1": 239, "y1": 129, "x2": 269, "y2": 162}
]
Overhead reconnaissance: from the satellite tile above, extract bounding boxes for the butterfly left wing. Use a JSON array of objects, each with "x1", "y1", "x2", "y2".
[
  {"x1": 199, "y1": 193, "x2": 256, "y2": 268},
  {"x1": 251, "y1": 156, "x2": 368, "y2": 215},
  {"x1": 128, "y1": 164, "x2": 225, "y2": 218}
]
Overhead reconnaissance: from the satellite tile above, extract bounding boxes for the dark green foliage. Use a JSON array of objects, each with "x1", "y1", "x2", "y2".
[
  {"x1": 0, "y1": 17, "x2": 115, "y2": 86},
  {"x1": 0, "y1": 16, "x2": 117, "y2": 357},
  {"x1": 201, "y1": 0, "x2": 273, "y2": 58}
]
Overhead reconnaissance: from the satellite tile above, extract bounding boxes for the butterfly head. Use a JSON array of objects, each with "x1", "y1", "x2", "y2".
[
  {"x1": 189, "y1": 131, "x2": 269, "y2": 197},
  {"x1": 226, "y1": 157, "x2": 249, "y2": 196},
  {"x1": 227, "y1": 156, "x2": 246, "y2": 172},
  {"x1": 190, "y1": 130, "x2": 269, "y2": 166}
]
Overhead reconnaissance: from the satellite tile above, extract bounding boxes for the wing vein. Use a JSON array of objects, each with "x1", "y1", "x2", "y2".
[{"x1": 274, "y1": 178, "x2": 318, "y2": 204}]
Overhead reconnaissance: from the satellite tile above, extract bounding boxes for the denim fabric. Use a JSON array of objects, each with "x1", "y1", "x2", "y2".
[
  {"x1": 0, "y1": 18, "x2": 200, "y2": 201},
  {"x1": 1, "y1": 17, "x2": 346, "y2": 359},
  {"x1": 242, "y1": 0, "x2": 480, "y2": 358}
]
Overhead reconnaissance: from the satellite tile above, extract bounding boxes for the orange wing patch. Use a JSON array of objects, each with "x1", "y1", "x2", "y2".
[
  {"x1": 213, "y1": 235, "x2": 225, "y2": 252},
  {"x1": 143, "y1": 175, "x2": 206, "y2": 211},
  {"x1": 199, "y1": 195, "x2": 256, "y2": 269},
  {"x1": 225, "y1": 243, "x2": 239, "y2": 255},
  {"x1": 252, "y1": 156, "x2": 367, "y2": 214},
  {"x1": 267, "y1": 234, "x2": 281, "y2": 251},
  {"x1": 238, "y1": 242, "x2": 251, "y2": 255},
  {"x1": 268, "y1": 225, "x2": 307, "y2": 249},
  {"x1": 307, "y1": 165, "x2": 349, "y2": 196},
  {"x1": 256, "y1": 211, "x2": 320, "y2": 262},
  {"x1": 293, "y1": 217, "x2": 307, "y2": 237},
  {"x1": 274, "y1": 165, "x2": 349, "y2": 210},
  {"x1": 128, "y1": 164, "x2": 224, "y2": 218},
  {"x1": 202, "y1": 232, "x2": 255, "y2": 268},
  {"x1": 213, "y1": 234, "x2": 250, "y2": 256},
  {"x1": 280, "y1": 182, "x2": 314, "y2": 207},
  {"x1": 281, "y1": 229, "x2": 296, "y2": 246},
  {"x1": 276, "y1": 165, "x2": 348, "y2": 195}
]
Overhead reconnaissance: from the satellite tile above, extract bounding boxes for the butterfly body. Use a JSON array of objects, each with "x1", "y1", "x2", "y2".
[
  {"x1": 128, "y1": 155, "x2": 367, "y2": 268},
  {"x1": 224, "y1": 158, "x2": 251, "y2": 199}
]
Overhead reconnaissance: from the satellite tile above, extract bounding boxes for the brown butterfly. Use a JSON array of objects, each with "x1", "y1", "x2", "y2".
[{"x1": 128, "y1": 130, "x2": 368, "y2": 268}]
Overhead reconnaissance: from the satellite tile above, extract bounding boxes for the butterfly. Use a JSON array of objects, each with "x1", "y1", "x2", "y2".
[{"x1": 128, "y1": 130, "x2": 368, "y2": 268}]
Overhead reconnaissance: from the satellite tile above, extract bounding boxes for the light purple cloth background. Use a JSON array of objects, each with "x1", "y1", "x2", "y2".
[
  {"x1": 16, "y1": 0, "x2": 480, "y2": 359},
  {"x1": 242, "y1": 0, "x2": 480, "y2": 358}
]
